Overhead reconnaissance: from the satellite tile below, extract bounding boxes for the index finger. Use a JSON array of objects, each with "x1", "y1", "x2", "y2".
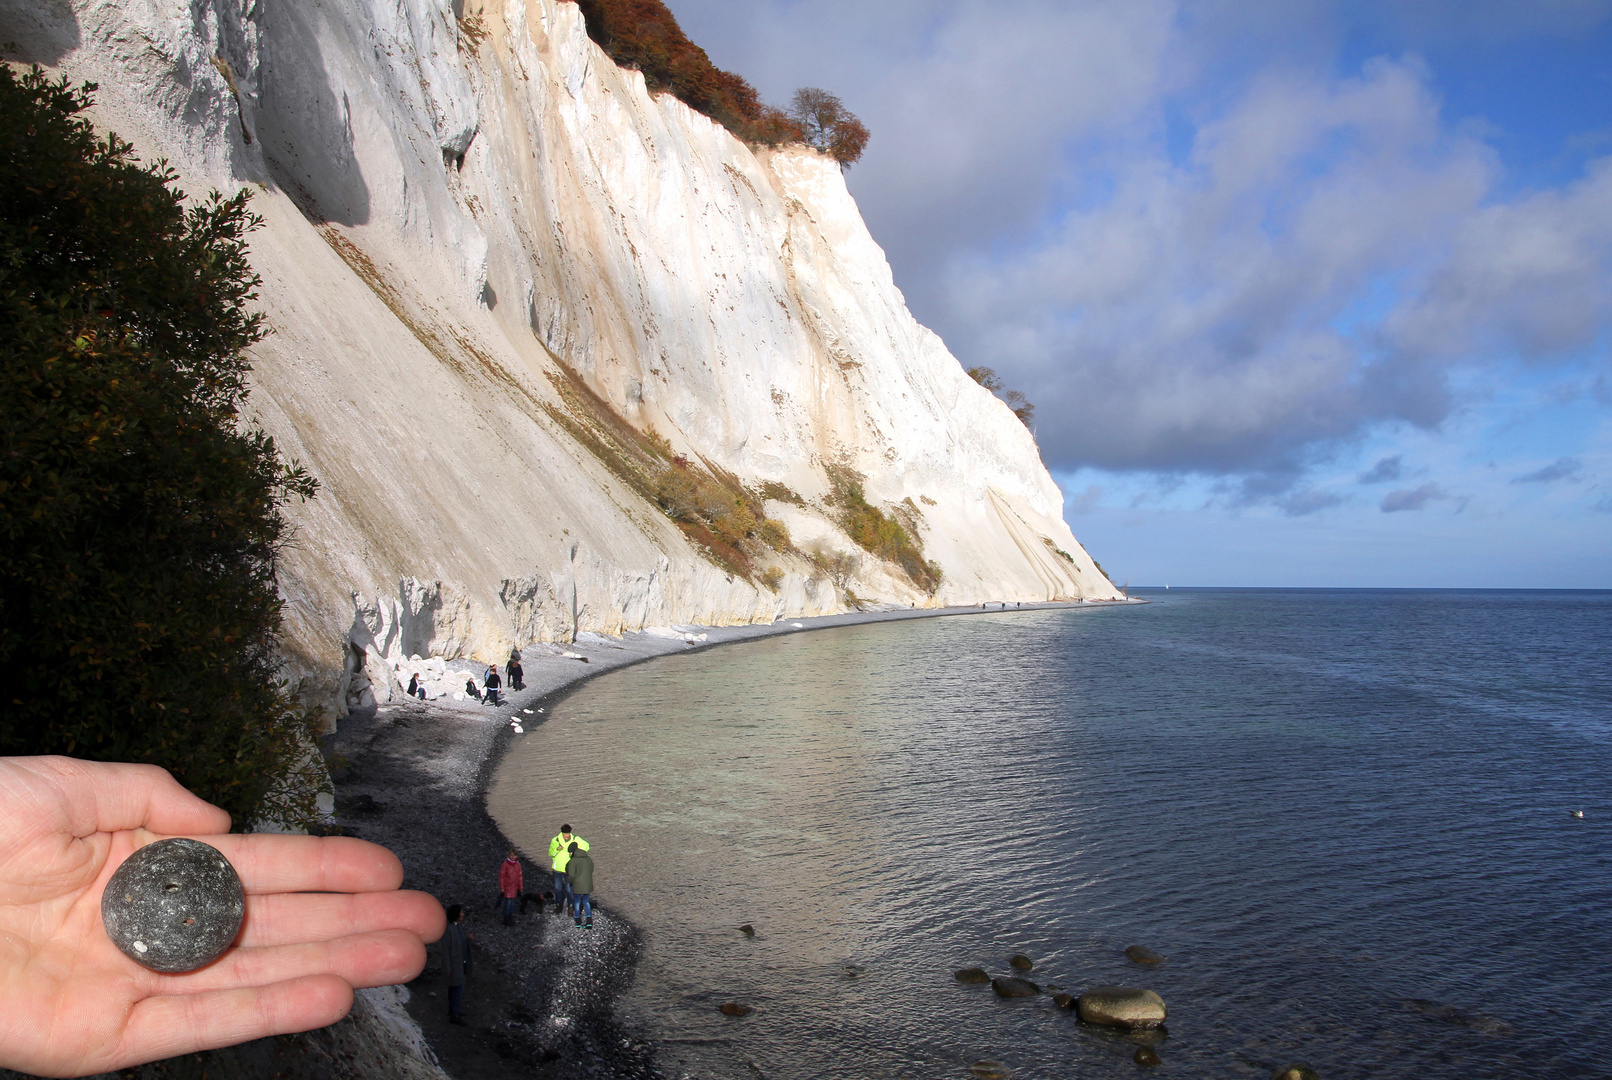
[
  {"x1": 6, "y1": 757, "x2": 232, "y2": 837},
  {"x1": 196, "y1": 834, "x2": 405, "y2": 894}
]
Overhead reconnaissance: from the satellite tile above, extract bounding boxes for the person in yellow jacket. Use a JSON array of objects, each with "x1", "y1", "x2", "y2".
[{"x1": 548, "y1": 824, "x2": 588, "y2": 914}]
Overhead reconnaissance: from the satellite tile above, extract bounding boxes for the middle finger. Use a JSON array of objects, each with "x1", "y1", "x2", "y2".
[{"x1": 235, "y1": 889, "x2": 445, "y2": 948}]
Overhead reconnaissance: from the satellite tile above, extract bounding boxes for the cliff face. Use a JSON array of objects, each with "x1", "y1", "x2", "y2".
[{"x1": 2, "y1": 0, "x2": 1121, "y2": 716}]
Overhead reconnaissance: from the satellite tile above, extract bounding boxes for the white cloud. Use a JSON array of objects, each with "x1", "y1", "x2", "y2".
[{"x1": 666, "y1": 0, "x2": 1612, "y2": 488}]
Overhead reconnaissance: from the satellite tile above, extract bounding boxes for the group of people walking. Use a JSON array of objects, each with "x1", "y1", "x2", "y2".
[
  {"x1": 462, "y1": 649, "x2": 526, "y2": 706},
  {"x1": 443, "y1": 823, "x2": 598, "y2": 1025},
  {"x1": 492, "y1": 825, "x2": 594, "y2": 928}
]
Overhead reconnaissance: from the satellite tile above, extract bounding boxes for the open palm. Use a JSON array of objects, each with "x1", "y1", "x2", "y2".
[{"x1": 0, "y1": 756, "x2": 446, "y2": 1078}]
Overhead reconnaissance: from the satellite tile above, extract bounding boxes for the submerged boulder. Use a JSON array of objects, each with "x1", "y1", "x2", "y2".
[
  {"x1": 1124, "y1": 944, "x2": 1166, "y2": 965},
  {"x1": 991, "y1": 976, "x2": 1040, "y2": 998},
  {"x1": 718, "y1": 1002, "x2": 753, "y2": 1017},
  {"x1": 1270, "y1": 1067, "x2": 1320, "y2": 1080},
  {"x1": 1134, "y1": 1046, "x2": 1162, "y2": 1066},
  {"x1": 954, "y1": 967, "x2": 991, "y2": 984},
  {"x1": 1050, "y1": 993, "x2": 1075, "y2": 1009},
  {"x1": 1075, "y1": 986, "x2": 1166, "y2": 1029},
  {"x1": 1009, "y1": 954, "x2": 1035, "y2": 971},
  {"x1": 970, "y1": 1062, "x2": 1010, "y2": 1079}
]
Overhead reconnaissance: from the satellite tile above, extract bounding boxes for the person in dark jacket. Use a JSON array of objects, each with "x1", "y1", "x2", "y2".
[
  {"x1": 565, "y1": 842, "x2": 595, "y2": 929},
  {"x1": 507, "y1": 657, "x2": 524, "y2": 691},
  {"x1": 464, "y1": 677, "x2": 482, "y2": 702},
  {"x1": 443, "y1": 904, "x2": 471, "y2": 1024},
  {"x1": 407, "y1": 673, "x2": 425, "y2": 700},
  {"x1": 483, "y1": 665, "x2": 501, "y2": 706},
  {"x1": 497, "y1": 851, "x2": 522, "y2": 926}
]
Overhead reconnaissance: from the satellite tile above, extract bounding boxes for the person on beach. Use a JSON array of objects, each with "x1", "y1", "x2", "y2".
[
  {"x1": 464, "y1": 676, "x2": 482, "y2": 702},
  {"x1": 498, "y1": 850, "x2": 523, "y2": 926},
  {"x1": 565, "y1": 842, "x2": 595, "y2": 929},
  {"x1": 548, "y1": 825, "x2": 588, "y2": 914},
  {"x1": 407, "y1": 673, "x2": 425, "y2": 700},
  {"x1": 483, "y1": 664, "x2": 501, "y2": 706},
  {"x1": 442, "y1": 904, "x2": 471, "y2": 1025},
  {"x1": 507, "y1": 649, "x2": 524, "y2": 691}
]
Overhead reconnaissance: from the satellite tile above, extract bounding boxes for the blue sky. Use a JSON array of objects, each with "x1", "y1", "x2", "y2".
[{"x1": 664, "y1": 0, "x2": 1612, "y2": 587}]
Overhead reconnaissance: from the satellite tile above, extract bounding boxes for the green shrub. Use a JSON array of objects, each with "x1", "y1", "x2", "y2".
[
  {"x1": 0, "y1": 68, "x2": 323, "y2": 828},
  {"x1": 759, "y1": 480, "x2": 805, "y2": 506},
  {"x1": 824, "y1": 466, "x2": 941, "y2": 594},
  {"x1": 756, "y1": 518, "x2": 790, "y2": 552},
  {"x1": 759, "y1": 567, "x2": 784, "y2": 592}
]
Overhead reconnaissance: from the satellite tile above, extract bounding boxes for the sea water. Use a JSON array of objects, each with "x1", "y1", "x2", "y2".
[{"x1": 488, "y1": 590, "x2": 1612, "y2": 1079}]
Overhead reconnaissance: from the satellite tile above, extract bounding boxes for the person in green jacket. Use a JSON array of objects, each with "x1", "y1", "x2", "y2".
[
  {"x1": 565, "y1": 842, "x2": 594, "y2": 928},
  {"x1": 548, "y1": 825, "x2": 588, "y2": 914}
]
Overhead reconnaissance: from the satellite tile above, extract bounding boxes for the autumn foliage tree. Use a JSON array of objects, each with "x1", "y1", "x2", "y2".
[
  {"x1": 789, "y1": 88, "x2": 871, "y2": 167},
  {"x1": 571, "y1": 0, "x2": 802, "y2": 145},
  {"x1": 967, "y1": 366, "x2": 1036, "y2": 428},
  {"x1": 0, "y1": 67, "x2": 324, "y2": 827},
  {"x1": 564, "y1": 1, "x2": 867, "y2": 162}
]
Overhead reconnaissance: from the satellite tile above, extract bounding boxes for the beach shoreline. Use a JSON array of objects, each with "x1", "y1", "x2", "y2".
[{"x1": 328, "y1": 599, "x2": 1137, "y2": 1079}]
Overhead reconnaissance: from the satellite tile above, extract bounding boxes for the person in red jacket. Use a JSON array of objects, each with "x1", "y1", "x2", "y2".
[{"x1": 498, "y1": 850, "x2": 523, "y2": 926}]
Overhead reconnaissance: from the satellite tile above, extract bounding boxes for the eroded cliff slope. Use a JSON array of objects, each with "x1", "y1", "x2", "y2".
[{"x1": 1, "y1": 0, "x2": 1121, "y2": 717}]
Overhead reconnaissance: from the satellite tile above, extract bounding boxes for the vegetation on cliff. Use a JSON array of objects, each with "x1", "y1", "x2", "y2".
[
  {"x1": 0, "y1": 68, "x2": 323, "y2": 827},
  {"x1": 826, "y1": 466, "x2": 942, "y2": 594},
  {"x1": 967, "y1": 366, "x2": 1036, "y2": 428},
  {"x1": 541, "y1": 363, "x2": 793, "y2": 581},
  {"x1": 567, "y1": 0, "x2": 868, "y2": 165},
  {"x1": 788, "y1": 88, "x2": 870, "y2": 168}
]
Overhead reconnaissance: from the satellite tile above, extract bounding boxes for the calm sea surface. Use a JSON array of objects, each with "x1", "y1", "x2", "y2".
[{"x1": 488, "y1": 589, "x2": 1612, "y2": 1079}]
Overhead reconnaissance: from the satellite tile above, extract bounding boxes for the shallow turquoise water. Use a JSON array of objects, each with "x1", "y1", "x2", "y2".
[{"x1": 489, "y1": 590, "x2": 1612, "y2": 1079}]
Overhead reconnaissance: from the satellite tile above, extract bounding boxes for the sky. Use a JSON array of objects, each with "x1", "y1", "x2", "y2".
[{"x1": 664, "y1": 0, "x2": 1612, "y2": 587}]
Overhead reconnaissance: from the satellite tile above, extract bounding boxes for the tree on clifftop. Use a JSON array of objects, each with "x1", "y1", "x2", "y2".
[
  {"x1": 967, "y1": 366, "x2": 1036, "y2": 428},
  {"x1": 789, "y1": 87, "x2": 871, "y2": 167},
  {"x1": 572, "y1": 0, "x2": 803, "y2": 146},
  {"x1": 0, "y1": 67, "x2": 323, "y2": 827}
]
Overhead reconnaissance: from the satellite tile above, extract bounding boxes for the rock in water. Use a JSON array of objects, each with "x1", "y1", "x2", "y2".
[
  {"x1": 1270, "y1": 1067, "x2": 1321, "y2": 1080},
  {"x1": 101, "y1": 838, "x2": 244, "y2": 973},
  {"x1": 991, "y1": 976, "x2": 1040, "y2": 998},
  {"x1": 719, "y1": 1003, "x2": 753, "y2": 1017},
  {"x1": 970, "y1": 1062, "x2": 1010, "y2": 1079},
  {"x1": 1009, "y1": 953, "x2": 1034, "y2": 971},
  {"x1": 954, "y1": 967, "x2": 991, "y2": 984},
  {"x1": 1075, "y1": 986, "x2": 1167, "y2": 1029},
  {"x1": 1051, "y1": 993, "x2": 1075, "y2": 1010},
  {"x1": 1134, "y1": 1046, "x2": 1162, "y2": 1066},
  {"x1": 739, "y1": 924, "x2": 755, "y2": 936},
  {"x1": 1124, "y1": 944, "x2": 1166, "y2": 965}
]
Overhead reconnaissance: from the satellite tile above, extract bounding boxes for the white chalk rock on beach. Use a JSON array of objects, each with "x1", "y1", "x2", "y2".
[{"x1": 7, "y1": 0, "x2": 1122, "y2": 718}]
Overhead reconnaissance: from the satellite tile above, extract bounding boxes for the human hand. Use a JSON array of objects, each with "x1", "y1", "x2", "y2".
[{"x1": 0, "y1": 756, "x2": 446, "y2": 1078}]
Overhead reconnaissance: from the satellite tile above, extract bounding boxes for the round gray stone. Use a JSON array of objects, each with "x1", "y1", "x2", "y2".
[
  {"x1": 954, "y1": 967, "x2": 991, "y2": 984},
  {"x1": 1270, "y1": 1067, "x2": 1321, "y2": 1080},
  {"x1": 1008, "y1": 953, "x2": 1034, "y2": 971},
  {"x1": 1075, "y1": 986, "x2": 1167, "y2": 1029},
  {"x1": 991, "y1": 976, "x2": 1040, "y2": 998},
  {"x1": 101, "y1": 838, "x2": 245, "y2": 973},
  {"x1": 1124, "y1": 944, "x2": 1167, "y2": 965}
]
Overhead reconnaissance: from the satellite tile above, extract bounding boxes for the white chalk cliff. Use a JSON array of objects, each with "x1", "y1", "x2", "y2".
[{"x1": 2, "y1": 0, "x2": 1121, "y2": 717}]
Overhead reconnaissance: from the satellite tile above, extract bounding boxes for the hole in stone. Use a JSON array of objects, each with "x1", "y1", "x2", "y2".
[{"x1": 165, "y1": 882, "x2": 180, "y2": 892}]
